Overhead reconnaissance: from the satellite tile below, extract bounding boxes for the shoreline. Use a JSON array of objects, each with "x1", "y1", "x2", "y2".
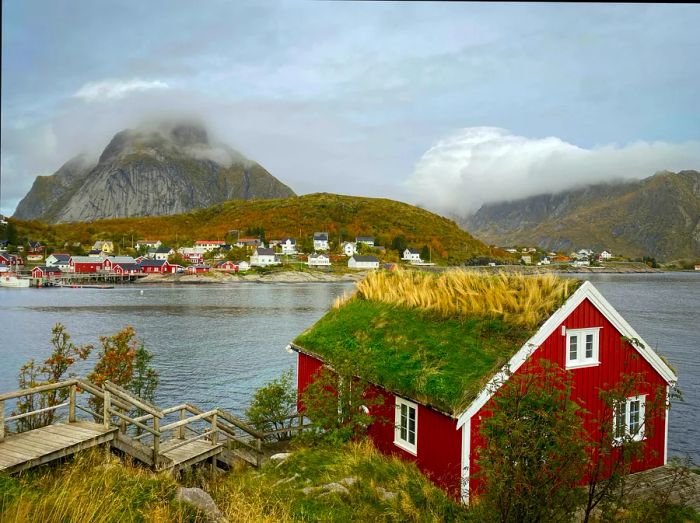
[{"x1": 133, "y1": 263, "x2": 670, "y2": 285}]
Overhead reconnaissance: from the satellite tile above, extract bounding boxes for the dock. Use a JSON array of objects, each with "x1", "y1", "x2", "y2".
[{"x1": 0, "y1": 378, "x2": 310, "y2": 475}]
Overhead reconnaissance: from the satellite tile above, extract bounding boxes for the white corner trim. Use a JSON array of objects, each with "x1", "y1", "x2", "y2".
[
  {"x1": 456, "y1": 281, "x2": 678, "y2": 429},
  {"x1": 460, "y1": 420, "x2": 471, "y2": 504},
  {"x1": 664, "y1": 384, "x2": 670, "y2": 465}
]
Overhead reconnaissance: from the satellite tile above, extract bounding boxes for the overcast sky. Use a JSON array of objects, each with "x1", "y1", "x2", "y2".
[{"x1": 2, "y1": 1, "x2": 699, "y2": 218}]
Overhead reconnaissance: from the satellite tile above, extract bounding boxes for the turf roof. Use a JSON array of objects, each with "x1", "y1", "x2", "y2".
[{"x1": 293, "y1": 272, "x2": 581, "y2": 416}]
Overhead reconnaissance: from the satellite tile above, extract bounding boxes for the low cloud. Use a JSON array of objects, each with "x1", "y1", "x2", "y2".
[
  {"x1": 405, "y1": 127, "x2": 700, "y2": 216},
  {"x1": 74, "y1": 79, "x2": 170, "y2": 102}
]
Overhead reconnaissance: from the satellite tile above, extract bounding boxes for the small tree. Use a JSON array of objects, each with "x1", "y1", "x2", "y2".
[
  {"x1": 13, "y1": 324, "x2": 93, "y2": 432},
  {"x1": 300, "y1": 361, "x2": 383, "y2": 444},
  {"x1": 475, "y1": 361, "x2": 588, "y2": 522},
  {"x1": 391, "y1": 235, "x2": 408, "y2": 254},
  {"x1": 246, "y1": 370, "x2": 297, "y2": 441}
]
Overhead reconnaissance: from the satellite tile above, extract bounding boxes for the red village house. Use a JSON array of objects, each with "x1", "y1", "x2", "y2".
[
  {"x1": 31, "y1": 266, "x2": 61, "y2": 280},
  {"x1": 291, "y1": 273, "x2": 677, "y2": 502},
  {"x1": 69, "y1": 256, "x2": 104, "y2": 273},
  {"x1": 215, "y1": 260, "x2": 238, "y2": 272},
  {"x1": 138, "y1": 260, "x2": 172, "y2": 274}
]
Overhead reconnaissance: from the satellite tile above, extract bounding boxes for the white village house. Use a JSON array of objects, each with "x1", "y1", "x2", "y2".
[
  {"x1": 136, "y1": 239, "x2": 162, "y2": 250},
  {"x1": 148, "y1": 246, "x2": 175, "y2": 261},
  {"x1": 355, "y1": 236, "x2": 375, "y2": 247},
  {"x1": 348, "y1": 255, "x2": 380, "y2": 270},
  {"x1": 342, "y1": 241, "x2": 358, "y2": 257},
  {"x1": 250, "y1": 247, "x2": 280, "y2": 267},
  {"x1": 279, "y1": 238, "x2": 297, "y2": 255},
  {"x1": 313, "y1": 232, "x2": 329, "y2": 252},
  {"x1": 600, "y1": 250, "x2": 613, "y2": 260},
  {"x1": 307, "y1": 253, "x2": 331, "y2": 267},
  {"x1": 402, "y1": 248, "x2": 422, "y2": 264},
  {"x1": 45, "y1": 254, "x2": 72, "y2": 271}
]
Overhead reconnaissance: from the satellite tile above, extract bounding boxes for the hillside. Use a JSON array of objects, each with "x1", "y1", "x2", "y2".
[
  {"x1": 463, "y1": 170, "x2": 700, "y2": 261},
  {"x1": 10, "y1": 193, "x2": 494, "y2": 263},
  {"x1": 13, "y1": 122, "x2": 295, "y2": 223}
]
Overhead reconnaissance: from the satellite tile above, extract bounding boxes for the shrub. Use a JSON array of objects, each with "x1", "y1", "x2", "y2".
[{"x1": 246, "y1": 370, "x2": 297, "y2": 441}]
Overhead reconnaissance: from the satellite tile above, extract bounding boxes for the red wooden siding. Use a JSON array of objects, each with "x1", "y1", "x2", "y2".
[
  {"x1": 469, "y1": 297, "x2": 668, "y2": 495},
  {"x1": 73, "y1": 262, "x2": 102, "y2": 273},
  {"x1": 296, "y1": 351, "x2": 462, "y2": 498}
]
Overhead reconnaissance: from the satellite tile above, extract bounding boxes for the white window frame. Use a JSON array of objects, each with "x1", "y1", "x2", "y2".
[
  {"x1": 394, "y1": 397, "x2": 418, "y2": 455},
  {"x1": 565, "y1": 327, "x2": 601, "y2": 369},
  {"x1": 613, "y1": 394, "x2": 646, "y2": 444}
]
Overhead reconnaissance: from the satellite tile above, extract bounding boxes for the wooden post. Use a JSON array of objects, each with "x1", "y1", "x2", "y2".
[
  {"x1": 211, "y1": 414, "x2": 218, "y2": 445},
  {"x1": 68, "y1": 384, "x2": 76, "y2": 423},
  {"x1": 119, "y1": 408, "x2": 127, "y2": 433},
  {"x1": 256, "y1": 437, "x2": 262, "y2": 467},
  {"x1": 103, "y1": 390, "x2": 111, "y2": 429},
  {"x1": 152, "y1": 416, "x2": 160, "y2": 468},
  {"x1": 0, "y1": 400, "x2": 5, "y2": 441},
  {"x1": 178, "y1": 408, "x2": 185, "y2": 439}
]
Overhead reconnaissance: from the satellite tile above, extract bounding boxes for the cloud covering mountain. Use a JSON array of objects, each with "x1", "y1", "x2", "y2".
[{"x1": 406, "y1": 127, "x2": 700, "y2": 216}]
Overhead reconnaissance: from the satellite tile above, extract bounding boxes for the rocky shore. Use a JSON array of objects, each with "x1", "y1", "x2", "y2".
[{"x1": 139, "y1": 270, "x2": 367, "y2": 284}]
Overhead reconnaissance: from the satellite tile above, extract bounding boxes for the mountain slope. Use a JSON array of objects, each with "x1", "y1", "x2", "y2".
[
  {"x1": 12, "y1": 193, "x2": 493, "y2": 262},
  {"x1": 463, "y1": 170, "x2": 700, "y2": 260},
  {"x1": 13, "y1": 123, "x2": 295, "y2": 223}
]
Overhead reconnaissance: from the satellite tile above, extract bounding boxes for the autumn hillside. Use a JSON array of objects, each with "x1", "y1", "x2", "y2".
[{"x1": 9, "y1": 193, "x2": 499, "y2": 263}]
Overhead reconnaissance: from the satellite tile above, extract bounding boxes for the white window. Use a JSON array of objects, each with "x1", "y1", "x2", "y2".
[
  {"x1": 614, "y1": 395, "x2": 646, "y2": 442},
  {"x1": 394, "y1": 397, "x2": 418, "y2": 454},
  {"x1": 565, "y1": 328, "x2": 601, "y2": 368}
]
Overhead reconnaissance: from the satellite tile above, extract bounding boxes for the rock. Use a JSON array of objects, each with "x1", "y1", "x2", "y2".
[
  {"x1": 317, "y1": 483, "x2": 350, "y2": 497},
  {"x1": 175, "y1": 487, "x2": 227, "y2": 523},
  {"x1": 272, "y1": 473, "x2": 300, "y2": 487},
  {"x1": 340, "y1": 477, "x2": 357, "y2": 487},
  {"x1": 376, "y1": 486, "x2": 397, "y2": 501},
  {"x1": 270, "y1": 452, "x2": 292, "y2": 466}
]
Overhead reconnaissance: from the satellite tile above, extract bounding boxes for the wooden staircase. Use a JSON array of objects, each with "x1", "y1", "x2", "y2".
[{"x1": 0, "y1": 378, "x2": 308, "y2": 475}]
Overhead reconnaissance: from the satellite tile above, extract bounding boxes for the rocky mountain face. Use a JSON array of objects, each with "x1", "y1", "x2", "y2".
[
  {"x1": 13, "y1": 123, "x2": 295, "y2": 223},
  {"x1": 463, "y1": 170, "x2": 700, "y2": 261}
]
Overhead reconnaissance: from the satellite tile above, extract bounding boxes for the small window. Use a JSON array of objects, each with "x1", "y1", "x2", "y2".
[
  {"x1": 613, "y1": 395, "x2": 646, "y2": 442},
  {"x1": 565, "y1": 328, "x2": 601, "y2": 368},
  {"x1": 394, "y1": 397, "x2": 418, "y2": 454}
]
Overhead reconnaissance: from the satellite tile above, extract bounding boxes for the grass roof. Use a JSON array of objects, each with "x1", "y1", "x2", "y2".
[{"x1": 294, "y1": 270, "x2": 581, "y2": 415}]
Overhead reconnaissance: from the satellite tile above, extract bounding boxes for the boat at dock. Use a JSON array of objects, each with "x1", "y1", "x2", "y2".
[{"x1": 0, "y1": 274, "x2": 31, "y2": 288}]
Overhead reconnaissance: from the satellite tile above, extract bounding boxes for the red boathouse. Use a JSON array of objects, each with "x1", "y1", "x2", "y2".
[{"x1": 292, "y1": 273, "x2": 677, "y2": 502}]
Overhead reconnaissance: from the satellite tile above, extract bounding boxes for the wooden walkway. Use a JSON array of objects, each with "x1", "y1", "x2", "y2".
[
  {"x1": 0, "y1": 422, "x2": 117, "y2": 474},
  {"x1": 0, "y1": 378, "x2": 309, "y2": 476}
]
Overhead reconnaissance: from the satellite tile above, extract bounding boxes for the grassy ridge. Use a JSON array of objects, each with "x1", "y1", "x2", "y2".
[
  {"x1": 0, "y1": 442, "x2": 466, "y2": 522},
  {"x1": 11, "y1": 193, "x2": 495, "y2": 263}
]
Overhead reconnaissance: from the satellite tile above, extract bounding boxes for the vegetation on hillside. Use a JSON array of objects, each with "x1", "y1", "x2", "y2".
[{"x1": 7, "y1": 193, "x2": 499, "y2": 264}]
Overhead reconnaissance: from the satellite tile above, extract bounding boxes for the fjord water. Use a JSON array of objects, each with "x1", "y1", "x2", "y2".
[{"x1": 0, "y1": 274, "x2": 697, "y2": 463}]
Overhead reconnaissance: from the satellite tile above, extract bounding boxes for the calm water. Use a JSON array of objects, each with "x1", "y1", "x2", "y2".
[{"x1": 0, "y1": 274, "x2": 698, "y2": 462}]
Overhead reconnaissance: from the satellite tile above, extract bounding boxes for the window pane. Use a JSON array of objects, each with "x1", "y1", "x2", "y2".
[
  {"x1": 586, "y1": 334, "x2": 594, "y2": 359},
  {"x1": 615, "y1": 402, "x2": 626, "y2": 438},
  {"x1": 400, "y1": 404, "x2": 407, "y2": 440},
  {"x1": 629, "y1": 400, "x2": 640, "y2": 434},
  {"x1": 408, "y1": 407, "x2": 416, "y2": 444},
  {"x1": 569, "y1": 336, "x2": 578, "y2": 360}
]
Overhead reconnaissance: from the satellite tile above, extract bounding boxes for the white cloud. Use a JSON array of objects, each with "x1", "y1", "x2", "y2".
[
  {"x1": 73, "y1": 79, "x2": 169, "y2": 102},
  {"x1": 405, "y1": 127, "x2": 700, "y2": 216}
]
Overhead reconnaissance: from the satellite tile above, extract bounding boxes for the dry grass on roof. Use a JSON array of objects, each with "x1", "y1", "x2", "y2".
[{"x1": 353, "y1": 269, "x2": 579, "y2": 328}]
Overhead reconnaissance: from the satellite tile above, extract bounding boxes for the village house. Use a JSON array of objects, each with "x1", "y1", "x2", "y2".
[
  {"x1": 235, "y1": 260, "x2": 250, "y2": 272},
  {"x1": 0, "y1": 239, "x2": 9, "y2": 250},
  {"x1": 111, "y1": 263, "x2": 141, "y2": 275},
  {"x1": 102, "y1": 256, "x2": 138, "y2": 272},
  {"x1": 69, "y1": 256, "x2": 104, "y2": 273},
  {"x1": 520, "y1": 255, "x2": 532, "y2": 265},
  {"x1": 279, "y1": 237, "x2": 297, "y2": 255},
  {"x1": 313, "y1": 232, "x2": 329, "y2": 252},
  {"x1": 402, "y1": 248, "x2": 422, "y2": 264},
  {"x1": 148, "y1": 246, "x2": 175, "y2": 261},
  {"x1": 215, "y1": 260, "x2": 238, "y2": 272},
  {"x1": 194, "y1": 240, "x2": 226, "y2": 252},
  {"x1": 31, "y1": 266, "x2": 61, "y2": 280},
  {"x1": 537, "y1": 257, "x2": 551, "y2": 266},
  {"x1": 307, "y1": 253, "x2": 331, "y2": 267},
  {"x1": 135, "y1": 239, "x2": 162, "y2": 250},
  {"x1": 187, "y1": 264, "x2": 211, "y2": 274},
  {"x1": 138, "y1": 259, "x2": 172, "y2": 274},
  {"x1": 356, "y1": 236, "x2": 375, "y2": 247},
  {"x1": 87, "y1": 249, "x2": 103, "y2": 257},
  {"x1": 92, "y1": 241, "x2": 114, "y2": 254},
  {"x1": 348, "y1": 255, "x2": 380, "y2": 270},
  {"x1": 26, "y1": 253, "x2": 44, "y2": 262},
  {"x1": 28, "y1": 241, "x2": 44, "y2": 254},
  {"x1": 0, "y1": 252, "x2": 24, "y2": 267},
  {"x1": 599, "y1": 250, "x2": 613, "y2": 260},
  {"x1": 342, "y1": 241, "x2": 357, "y2": 257},
  {"x1": 292, "y1": 273, "x2": 677, "y2": 502},
  {"x1": 45, "y1": 254, "x2": 71, "y2": 270},
  {"x1": 177, "y1": 248, "x2": 204, "y2": 264},
  {"x1": 235, "y1": 237, "x2": 263, "y2": 249},
  {"x1": 250, "y1": 247, "x2": 281, "y2": 267}
]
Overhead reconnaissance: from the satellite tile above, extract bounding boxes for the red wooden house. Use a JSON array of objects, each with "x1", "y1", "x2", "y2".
[
  {"x1": 215, "y1": 260, "x2": 238, "y2": 272},
  {"x1": 187, "y1": 264, "x2": 211, "y2": 274},
  {"x1": 138, "y1": 260, "x2": 171, "y2": 273},
  {"x1": 31, "y1": 266, "x2": 61, "y2": 279},
  {"x1": 292, "y1": 276, "x2": 677, "y2": 502},
  {"x1": 69, "y1": 256, "x2": 104, "y2": 273}
]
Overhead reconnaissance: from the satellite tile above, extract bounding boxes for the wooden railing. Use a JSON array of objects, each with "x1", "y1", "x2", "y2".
[{"x1": 1, "y1": 378, "x2": 311, "y2": 470}]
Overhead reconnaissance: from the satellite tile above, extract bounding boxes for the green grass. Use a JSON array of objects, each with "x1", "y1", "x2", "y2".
[{"x1": 294, "y1": 299, "x2": 534, "y2": 415}]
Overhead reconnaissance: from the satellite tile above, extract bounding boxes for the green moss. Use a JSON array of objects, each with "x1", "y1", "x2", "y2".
[{"x1": 294, "y1": 299, "x2": 534, "y2": 415}]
